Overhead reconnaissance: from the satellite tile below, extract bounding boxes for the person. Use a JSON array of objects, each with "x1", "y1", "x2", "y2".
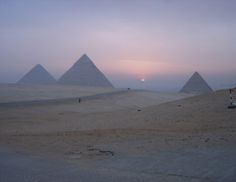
[{"x1": 78, "y1": 98, "x2": 81, "y2": 103}]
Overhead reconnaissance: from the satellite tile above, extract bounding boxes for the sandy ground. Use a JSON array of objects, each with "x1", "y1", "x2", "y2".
[
  {"x1": 0, "y1": 85, "x2": 236, "y2": 181},
  {"x1": 0, "y1": 83, "x2": 116, "y2": 102}
]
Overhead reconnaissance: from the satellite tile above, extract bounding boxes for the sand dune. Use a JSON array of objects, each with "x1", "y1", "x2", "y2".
[
  {"x1": 0, "y1": 88, "x2": 235, "y2": 181},
  {"x1": 0, "y1": 83, "x2": 190, "y2": 109},
  {"x1": 0, "y1": 83, "x2": 116, "y2": 103},
  {"x1": 0, "y1": 89, "x2": 233, "y2": 134}
]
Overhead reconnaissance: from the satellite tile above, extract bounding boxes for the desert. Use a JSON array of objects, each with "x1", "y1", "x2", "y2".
[
  {"x1": 1, "y1": 1, "x2": 235, "y2": 181},
  {"x1": 0, "y1": 84, "x2": 235, "y2": 181}
]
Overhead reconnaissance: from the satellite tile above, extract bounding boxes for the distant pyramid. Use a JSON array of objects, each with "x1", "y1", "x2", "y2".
[
  {"x1": 58, "y1": 54, "x2": 113, "y2": 87},
  {"x1": 180, "y1": 72, "x2": 213, "y2": 94},
  {"x1": 18, "y1": 64, "x2": 56, "y2": 84}
]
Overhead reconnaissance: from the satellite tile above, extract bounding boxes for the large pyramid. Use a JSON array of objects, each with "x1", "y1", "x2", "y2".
[
  {"x1": 180, "y1": 72, "x2": 213, "y2": 94},
  {"x1": 58, "y1": 54, "x2": 113, "y2": 87},
  {"x1": 18, "y1": 64, "x2": 56, "y2": 84}
]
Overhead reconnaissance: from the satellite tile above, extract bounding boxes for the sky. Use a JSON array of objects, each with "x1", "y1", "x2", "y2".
[{"x1": 0, "y1": 0, "x2": 235, "y2": 91}]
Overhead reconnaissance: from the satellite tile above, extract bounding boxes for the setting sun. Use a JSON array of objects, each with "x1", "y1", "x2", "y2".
[{"x1": 140, "y1": 78, "x2": 145, "y2": 82}]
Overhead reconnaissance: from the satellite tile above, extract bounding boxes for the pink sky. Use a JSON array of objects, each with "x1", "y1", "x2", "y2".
[{"x1": 0, "y1": 0, "x2": 235, "y2": 90}]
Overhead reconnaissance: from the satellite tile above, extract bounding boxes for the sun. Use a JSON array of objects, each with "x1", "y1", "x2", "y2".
[{"x1": 140, "y1": 78, "x2": 145, "y2": 82}]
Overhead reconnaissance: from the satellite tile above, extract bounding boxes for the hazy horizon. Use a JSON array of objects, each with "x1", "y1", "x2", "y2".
[{"x1": 0, "y1": 0, "x2": 235, "y2": 91}]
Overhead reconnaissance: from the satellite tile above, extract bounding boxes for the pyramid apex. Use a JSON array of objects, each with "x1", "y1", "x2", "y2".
[
  {"x1": 78, "y1": 54, "x2": 92, "y2": 62},
  {"x1": 81, "y1": 54, "x2": 89, "y2": 58},
  {"x1": 72, "y1": 54, "x2": 94, "y2": 67},
  {"x1": 34, "y1": 64, "x2": 44, "y2": 69},
  {"x1": 193, "y1": 71, "x2": 200, "y2": 75}
]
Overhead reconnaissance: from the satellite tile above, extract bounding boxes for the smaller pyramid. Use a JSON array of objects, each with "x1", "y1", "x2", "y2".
[
  {"x1": 17, "y1": 64, "x2": 56, "y2": 84},
  {"x1": 58, "y1": 54, "x2": 113, "y2": 87},
  {"x1": 180, "y1": 72, "x2": 213, "y2": 94}
]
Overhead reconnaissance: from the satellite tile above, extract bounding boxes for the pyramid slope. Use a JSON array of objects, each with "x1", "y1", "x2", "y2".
[
  {"x1": 180, "y1": 72, "x2": 213, "y2": 94},
  {"x1": 58, "y1": 54, "x2": 113, "y2": 88},
  {"x1": 18, "y1": 64, "x2": 56, "y2": 84}
]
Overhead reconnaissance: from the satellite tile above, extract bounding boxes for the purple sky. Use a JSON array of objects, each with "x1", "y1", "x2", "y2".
[{"x1": 0, "y1": 0, "x2": 235, "y2": 91}]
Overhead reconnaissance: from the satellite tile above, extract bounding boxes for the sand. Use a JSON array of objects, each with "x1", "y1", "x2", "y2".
[
  {"x1": 0, "y1": 85, "x2": 235, "y2": 181},
  {"x1": 0, "y1": 83, "x2": 116, "y2": 103}
]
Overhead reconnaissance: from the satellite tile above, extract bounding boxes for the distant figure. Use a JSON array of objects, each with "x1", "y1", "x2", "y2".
[{"x1": 78, "y1": 98, "x2": 81, "y2": 103}]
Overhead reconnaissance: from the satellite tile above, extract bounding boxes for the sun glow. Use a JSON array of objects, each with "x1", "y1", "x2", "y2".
[
  {"x1": 101, "y1": 59, "x2": 179, "y2": 80},
  {"x1": 104, "y1": 60, "x2": 159, "y2": 75}
]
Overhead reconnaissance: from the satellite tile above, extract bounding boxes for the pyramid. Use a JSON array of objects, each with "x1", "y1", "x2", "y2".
[
  {"x1": 58, "y1": 54, "x2": 113, "y2": 87},
  {"x1": 18, "y1": 64, "x2": 56, "y2": 84},
  {"x1": 180, "y1": 72, "x2": 213, "y2": 94}
]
